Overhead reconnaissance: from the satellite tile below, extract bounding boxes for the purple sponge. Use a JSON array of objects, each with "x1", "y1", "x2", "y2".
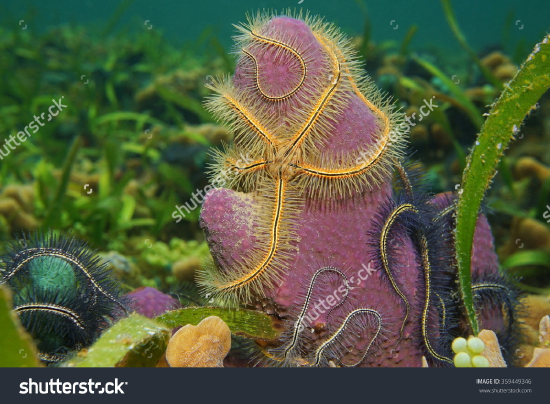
[
  {"x1": 126, "y1": 287, "x2": 181, "y2": 318},
  {"x1": 198, "y1": 13, "x2": 512, "y2": 367}
]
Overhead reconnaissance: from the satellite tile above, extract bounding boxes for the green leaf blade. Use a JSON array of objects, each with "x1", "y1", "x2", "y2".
[
  {"x1": 455, "y1": 34, "x2": 550, "y2": 335},
  {"x1": 156, "y1": 307, "x2": 280, "y2": 340}
]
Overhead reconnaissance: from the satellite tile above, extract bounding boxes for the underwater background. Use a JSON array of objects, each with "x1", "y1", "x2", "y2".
[
  {"x1": 2, "y1": 0, "x2": 550, "y2": 52},
  {"x1": 1, "y1": 0, "x2": 550, "y2": 367}
]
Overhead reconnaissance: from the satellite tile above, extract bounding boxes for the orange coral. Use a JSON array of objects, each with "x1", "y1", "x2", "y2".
[
  {"x1": 481, "y1": 51, "x2": 510, "y2": 70},
  {"x1": 478, "y1": 330, "x2": 507, "y2": 367},
  {"x1": 499, "y1": 218, "x2": 550, "y2": 257},
  {"x1": 478, "y1": 316, "x2": 550, "y2": 367},
  {"x1": 539, "y1": 315, "x2": 550, "y2": 345},
  {"x1": 165, "y1": 316, "x2": 231, "y2": 367},
  {"x1": 525, "y1": 316, "x2": 550, "y2": 367},
  {"x1": 525, "y1": 348, "x2": 550, "y2": 367},
  {"x1": 520, "y1": 295, "x2": 550, "y2": 332},
  {"x1": 515, "y1": 156, "x2": 550, "y2": 182},
  {"x1": 481, "y1": 51, "x2": 517, "y2": 82},
  {"x1": 172, "y1": 256, "x2": 203, "y2": 282}
]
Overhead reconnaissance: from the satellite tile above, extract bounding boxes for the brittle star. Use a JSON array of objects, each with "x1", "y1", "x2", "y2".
[{"x1": 200, "y1": 13, "x2": 404, "y2": 305}]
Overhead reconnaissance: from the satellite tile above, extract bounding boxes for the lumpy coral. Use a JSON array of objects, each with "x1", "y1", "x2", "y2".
[{"x1": 165, "y1": 316, "x2": 231, "y2": 367}]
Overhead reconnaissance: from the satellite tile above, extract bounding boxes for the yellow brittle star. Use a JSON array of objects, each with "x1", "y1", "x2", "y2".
[{"x1": 198, "y1": 10, "x2": 406, "y2": 306}]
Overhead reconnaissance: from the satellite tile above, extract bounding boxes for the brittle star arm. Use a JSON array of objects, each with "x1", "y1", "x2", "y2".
[
  {"x1": 313, "y1": 308, "x2": 382, "y2": 367},
  {"x1": 221, "y1": 92, "x2": 278, "y2": 148},
  {"x1": 225, "y1": 157, "x2": 271, "y2": 174},
  {"x1": 283, "y1": 31, "x2": 395, "y2": 161},
  {"x1": 1, "y1": 247, "x2": 128, "y2": 314},
  {"x1": 241, "y1": 40, "x2": 306, "y2": 102},
  {"x1": 419, "y1": 235, "x2": 453, "y2": 364},
  {"x1": 213, "y1": 174, "x2": 287, "y2": 298},
  {"x1": 282, "y1": 34, "x2": 342, "y2": 157},
  {"x1": 287, "y1": 46, "x2": 394, "y2": 182},
  {"x1": 289, "y1": 140, "x2": 389, "y2": 180}
]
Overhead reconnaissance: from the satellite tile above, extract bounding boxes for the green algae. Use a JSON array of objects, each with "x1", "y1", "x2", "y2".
[
  {"x1": 156, "y1": 307, "x2": 280, "y2": 340},
  {"x1": 412, "y1": 55, "x2": 484, "y2": 130},
  {"x1": 399, "y1": 25, "x2": 418, "y2": 57},
  {"x1": 43, "y1": 136, "x2": 81, "y2": 228},
  {"x1": 0, "y1": 18, "x2": 228, "y2": 250},
  {"x1": 0, "y1": 286, "x2": 41, "y2": 367},
  {"x1": 440, "y1": 0, "x2": 503, "y2": 90},
  {"x1": 455, "y1": 33, "x2": 550, "y2": 335},
  {"x1": 61, "y1": 314, "x2": 169, "y2": 367}
]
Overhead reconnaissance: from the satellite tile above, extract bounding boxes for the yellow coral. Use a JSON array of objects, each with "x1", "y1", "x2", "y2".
[
  {"x1": 525, "y1": 316, "x2": 550, "y2": 367},
  {"x1": 165, "y1": 316, "x2": 231, "y2": 367},
  {"x1": 172, "y1": 256, "x2": 202, "y2": 283},
  {"x1": 525, "y1": 348, "x2": 550, "y2": 367},
  {"x1": 0, "y1": 185, "x2": 38, "y2": 234},
  {"x1": 539, "y1": 315, "x2": 550, "y2": 346},
  {"x1": 515, "y1": 156, "x2": 550, "y2": 182},
  {"x1": 477, "y1": 317, "x2": 550, "y2": 368},
  {"x1": 478, "y1": 330, "x2": 507, "y2": 367}
]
